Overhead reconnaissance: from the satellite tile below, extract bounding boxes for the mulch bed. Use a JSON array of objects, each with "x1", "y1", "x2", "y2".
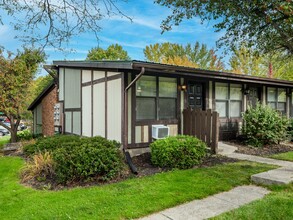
[
  {"x1": 21, "y1": 152, "x2": 239, "y2": 190},
  {"x1": 226, "y1": 140, "x2": 293, "y2": 156},
  {"x1": 131, "y1": 152, "x2": 239, "y2": 177}
]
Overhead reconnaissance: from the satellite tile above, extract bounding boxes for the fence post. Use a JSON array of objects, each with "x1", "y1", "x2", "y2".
[{"x1": 211, "y1": 111, "x2": 219, "y2": 154}]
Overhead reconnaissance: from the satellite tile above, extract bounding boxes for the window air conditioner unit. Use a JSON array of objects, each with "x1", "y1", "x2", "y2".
[{"x1": 152, "y1": 125, "x2": 169, "y2": 139}]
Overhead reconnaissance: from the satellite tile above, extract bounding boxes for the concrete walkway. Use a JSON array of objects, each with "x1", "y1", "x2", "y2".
[
  {"x1": 139, "y1": 142, "x2": 293, "y2": 220},
  {"x1": 219, "y1": 142, "x2": 293, "y2": 185},
  {"x1": 140, "y1": 186, "x2": 270, "y2": 220}
]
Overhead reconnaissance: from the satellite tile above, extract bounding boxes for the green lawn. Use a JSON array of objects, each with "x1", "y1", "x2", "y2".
[
  {"x1": 0, "y1": 156, "x2": 275, "y2": 220},
  {"x1": 213, "y1": 184, "x2": 293, "y2": 220},
  {"x1": 0, "y1": 136, "x2": 10, "y2": 150},
  {"x1": 270, "y1": 151, "x2": 293, "y2": 162}
]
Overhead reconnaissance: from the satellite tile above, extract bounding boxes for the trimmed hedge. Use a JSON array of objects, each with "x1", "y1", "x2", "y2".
[
  {"x1": 22, "y1": 135, "x2": 124, "y2": 184},
  {"x1": 150, "y1": 135, "x2": 207, "y2": 169},
  {"x1": 23, "y1": 135, "x2": 81, "y2": 156}
]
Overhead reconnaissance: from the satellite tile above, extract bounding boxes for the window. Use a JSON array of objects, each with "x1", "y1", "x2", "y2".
[
  {"x1": 136, "y1": 76, "x2": 177, "y2": 120},
  {"x1": 267, "y1": 87, "x2": 286, "y2": 115},
  {"x1": 215, "y1": 83, "x2": 242, "y2": 118}
]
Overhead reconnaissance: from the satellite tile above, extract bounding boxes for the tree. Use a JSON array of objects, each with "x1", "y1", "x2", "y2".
[
  {"x1": 144, "y1": 42, "x2": 225, "y2": 70},
  {"x1": 0, "y1": 1, "x2": 129, "y2": 49},
  {"x1": 229, "y1": 45, "x2": 293, "y2": 80},
  {"x1": 229, "y1": 45, "x2": 267, "y2": 76},
  {"x1": 86, "y1": 44, "x2": 131, "y2": 61},
  {"x1": 0, "y1": 48, "x2": 45, "y2": 142},
  {"x1": 31, "y1": 75, "x2": 53, "y2": 100},
  {"x1": 155, "y1": 0, "x2": 293, "y2": 55}
]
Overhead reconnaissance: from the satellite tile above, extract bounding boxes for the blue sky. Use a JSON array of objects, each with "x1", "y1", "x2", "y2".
[{"x1": 0, "y1": 0, "x2": 227, "y2": 74}]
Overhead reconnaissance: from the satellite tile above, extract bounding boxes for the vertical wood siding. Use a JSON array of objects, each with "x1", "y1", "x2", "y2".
[
  {"x1": 65, "y1": 112, "x2": 72, "y2": 133},
  {"x1": 93, "y1": 83, "x2": 105, "y2": 137},
  {"x1": 82, "y1": 86, "x2": 92, "y2": 136},
  {"x1": 64, "y1": 68, "x2": 81, "y2": 109},
  {"x1": 72, "y1": 112, "x2": 81, "y2": 135},
  {"x1": 107, "y1": 79, "x2": 122, "y2": 142},
  {"x1": 93, "y1": 71, "x2": 105, "y2": 80},
  {"x1": 82, "y1": 70, "x2": 92, "y2": 83},
  {"x1": 59, "y1": 68, "x2": 64, "y2": 101}
]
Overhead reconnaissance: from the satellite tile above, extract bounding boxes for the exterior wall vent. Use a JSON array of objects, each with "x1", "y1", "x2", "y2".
[{"x1": 152, "y1": 125, "x2": 169, "y2": 139}]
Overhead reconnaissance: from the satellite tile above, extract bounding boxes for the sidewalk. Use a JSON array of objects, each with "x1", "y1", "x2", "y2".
[
  {"x1": 140, "y1": 142, "x2": 293, "y2": 220},
  {"x1": 219, "y1": 142, "x2": 293, "y2": 185}
]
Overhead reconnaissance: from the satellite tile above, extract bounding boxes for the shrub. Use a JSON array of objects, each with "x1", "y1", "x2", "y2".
[
  {"x1": 150, "y1": 135, "x2": 207, "y2": 169},
  {"x1": 242, "y1": 104, "x2": 289, "y2": 147},
  {"x1": 22, "y1": 135, "x2": 125, "y2": 184},
  {"x1": 17, "y1": 130, "x2": 33, "y2": 141},
  {"x1": 287, "y1": 118, "x2": 293, "y2": 141},
  {"x1": 21, "y1": 151, "x2": 55, "y2": 182},
  {"x1": 53, "y1": 138, "x2": 124, "y2": 183},
  {"x1": 23, "y1": 135, "x2": 81, "y2": 156}
]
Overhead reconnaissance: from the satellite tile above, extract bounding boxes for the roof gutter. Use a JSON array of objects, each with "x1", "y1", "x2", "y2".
[{"x1": 43, "y1": 65, "x2": 58, "y2": 83}]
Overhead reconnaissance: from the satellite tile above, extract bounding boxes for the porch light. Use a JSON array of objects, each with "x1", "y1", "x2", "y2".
[
  {"x1": 180, "y1": 84, "x2": 187, "y2": 91},
  {"x1": 242, "y1": 88, "x2": 250, "y2": 95},
  {"x1": 137, "y1": 86, "x2": 142, "y2": 93}
]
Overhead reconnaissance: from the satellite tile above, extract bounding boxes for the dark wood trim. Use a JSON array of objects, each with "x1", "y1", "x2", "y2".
[
  {"x1": 71, "y1": 111, "x2": 73, "y2": 134},
  {"x1": 107, "y1": 74, "x2": 122, "y2": 81},
  {"x1": 84, "y1": 73, "x2": 122, "y2": 87},
  {"x1": 121, "y1": 72, "x2": 126, "y2": 148},
  {"x1": 80, "y1": 70, "x2": 83, "y2": 136},
  {"x1": 148, "y1": 125, "x2": 152, "y2": 143},
  {"x1": 205, "y1": 80, "x2": 209, "y2": 110},
  {"x1": 91, "y1": 70, "x2": 94, "y2": 137},
  {"x1": 136, "y1": 119, "x2": 178, "y2": 126},
  {"x1": 92, "y1": 78, "x2": 106, "y2": 85},
  {"x1": 64, "y1": 108, "x2": 81, "y2": 112},
  {"x1": 131, "y1": 73, "x2": 136, "y2": 148},
  {"x1": 105, "y1": 71, "x2": 108, "y2": 139},
  {"x1": 82, "y1": 81, "x2": 92, "y2": 87},
  {"x1": 177, "y1": 77, "x2": 181, "y2": 135}
]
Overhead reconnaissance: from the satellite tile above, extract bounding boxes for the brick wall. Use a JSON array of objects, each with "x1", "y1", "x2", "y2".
[{"x1": 41, "y1": 87, "x2": 57, "y2": 136}]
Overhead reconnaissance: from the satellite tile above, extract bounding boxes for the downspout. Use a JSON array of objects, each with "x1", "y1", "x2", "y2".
[{"x1": 123, "y1": 67, "x2": 145, "y2": 174}]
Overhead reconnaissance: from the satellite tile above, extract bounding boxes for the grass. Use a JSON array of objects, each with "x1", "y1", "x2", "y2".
[
  {"x1": 270, "y1": 151, "x2": 293, "y2": 162},
  {"x1": 0, "y1": 156, "x2": 276, "y2": 220},
  {"x1": 213, "y1": 184, "x2": 293, "y2": 220},
  {"x1": 0, "y1": 136, "x2": 10, "y2": 150}
]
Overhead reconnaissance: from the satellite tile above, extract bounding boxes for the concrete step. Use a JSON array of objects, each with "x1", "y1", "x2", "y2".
[{"x1": 251, "y1": 167, "x2": 293, "y2": 185}]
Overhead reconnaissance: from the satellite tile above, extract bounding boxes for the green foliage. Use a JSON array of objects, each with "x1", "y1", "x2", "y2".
[
  {"x1": 229, "y1": 44, "x2": 267, "y2": 76},
  {"x1": 156, "y1": 0, "x2": 293, "y2": 55},
  {"x1": 31, "y1": 75, "x2": 53, "y2": 100},
  {"x1": 17, "y1": 130, "x2": 33, "y2": 141},
  {"x1": 23, "y1": 135, "x2": 124, "y2": 184},
  {"x1": 0, "y1": 155, "x2": 276, "y2": 219},
  {"x1": 287, "y1": 118, "x2": 293, "y2": 140},
  {"x1": 23, "y1": 135, "x2": 81, "y2": 156},
  {"x1": 229, "y1": 45, "x2": 293, "y2": 81},
  {"x1": 0, "y1": 47, "x2": 45, "y2": 143},
  {"x1": 86, "y1": 44, "x2": 130, "y2": 61},
  {"x1": 53, "y1": 139, "x2": 124, "y2": 183},
  {"x1": 144, "y1": 42, "x2": 225, "y2": 70},
  {"x1": 150, "y1": 135, "x2": 207, "y2": 169},
  {"x1": 242, "y1": 104, "x2": 289, "y2": 147}
]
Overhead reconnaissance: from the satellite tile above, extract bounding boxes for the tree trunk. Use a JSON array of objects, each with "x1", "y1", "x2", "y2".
[{"x1": 10, "y1": 130, "x2": 18, "y2": 143}]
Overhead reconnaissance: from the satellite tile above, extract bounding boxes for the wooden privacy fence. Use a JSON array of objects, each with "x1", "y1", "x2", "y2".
[{"x1": 183, "y1": 108, "x2": 219, "y2": 154}]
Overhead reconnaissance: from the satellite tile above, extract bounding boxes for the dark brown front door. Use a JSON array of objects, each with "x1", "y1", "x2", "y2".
[
  {"x1": 247, "y1": 87, "x2": 260, "y2": 108},
  {"x1": 188, "y1": 82, "x2": 204, "y2": 109}
]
